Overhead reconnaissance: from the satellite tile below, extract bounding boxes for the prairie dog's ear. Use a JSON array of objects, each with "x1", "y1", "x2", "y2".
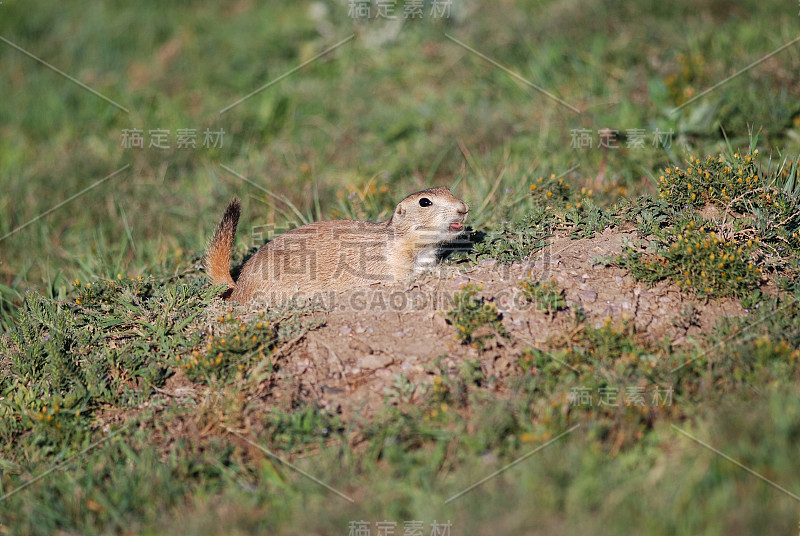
[{"x1": 395, "y1": 202, "x2": 406, "y2": 218}]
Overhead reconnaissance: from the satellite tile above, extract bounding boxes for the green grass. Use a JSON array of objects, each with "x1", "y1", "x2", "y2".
[
  {"x1": 3, "y1": 0, "x2": 800, "y2": 533},
  {"x1": 444, "y1": 283, "x2": 507, "y2": 349},
  {"x1": 519, "y1": 277, "x2": 567, "y2": 314},
  {"x1": 615, "y1": 144, "x2": 800, "y2": 297}
]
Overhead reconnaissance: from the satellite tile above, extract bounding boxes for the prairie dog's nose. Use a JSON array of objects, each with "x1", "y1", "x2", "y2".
[{"x1": 458, "y1": 201, "x2": 469, "y2": 215}]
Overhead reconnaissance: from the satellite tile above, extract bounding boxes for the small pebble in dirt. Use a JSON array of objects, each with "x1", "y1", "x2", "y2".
[
  {"x1": 339, "y1": 325, "x2": 352, "y2": 336},
  {"x1": 452, "y1": 275, "x2": 471, "y2": 287},
  {"x1": 374, "y1": 368, "x2": 394, "y2": 380},
  {"x1": 356, "y1": 354, "x2": 393, "y2": 370}
]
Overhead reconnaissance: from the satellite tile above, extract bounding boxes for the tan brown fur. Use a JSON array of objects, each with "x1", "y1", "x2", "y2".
[
  {"x1": 204, "y1": 196, "x2": 240, "y2": 288},
  {"x1": 204, "y1": 187, "x2": 468, "y2": 304}
]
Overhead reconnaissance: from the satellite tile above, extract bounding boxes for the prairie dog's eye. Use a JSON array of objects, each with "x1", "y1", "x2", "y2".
[{"x1": 419, "y1": 198, "x2": 432, "y2": 207}]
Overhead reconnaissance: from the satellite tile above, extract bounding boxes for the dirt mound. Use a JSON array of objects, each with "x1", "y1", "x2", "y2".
[{"x1": 237, "y1": 228, "x2": 744, "y2": 422}]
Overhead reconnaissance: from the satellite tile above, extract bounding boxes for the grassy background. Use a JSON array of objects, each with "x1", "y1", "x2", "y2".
[
  {"x1": 2, "y1": 0, "x2": 800, "y2": 534},
  {"x1": 2, "y1": 0, "x2": 799, "y2": 300}
]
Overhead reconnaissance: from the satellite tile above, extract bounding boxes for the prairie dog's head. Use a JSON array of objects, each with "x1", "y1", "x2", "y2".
[{"x1": 390, "y1": 187, "x2": 469, "y2": 245}]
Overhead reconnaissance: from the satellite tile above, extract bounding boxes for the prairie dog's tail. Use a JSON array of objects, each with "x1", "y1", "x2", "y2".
[{"x1": 204, "y1": 196, "x2": 241, "y2": 288}]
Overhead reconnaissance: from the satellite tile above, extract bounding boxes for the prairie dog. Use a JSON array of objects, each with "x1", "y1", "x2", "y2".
[{"x1": 204, "y1": 187, "x2": 469, "y2": 304}]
